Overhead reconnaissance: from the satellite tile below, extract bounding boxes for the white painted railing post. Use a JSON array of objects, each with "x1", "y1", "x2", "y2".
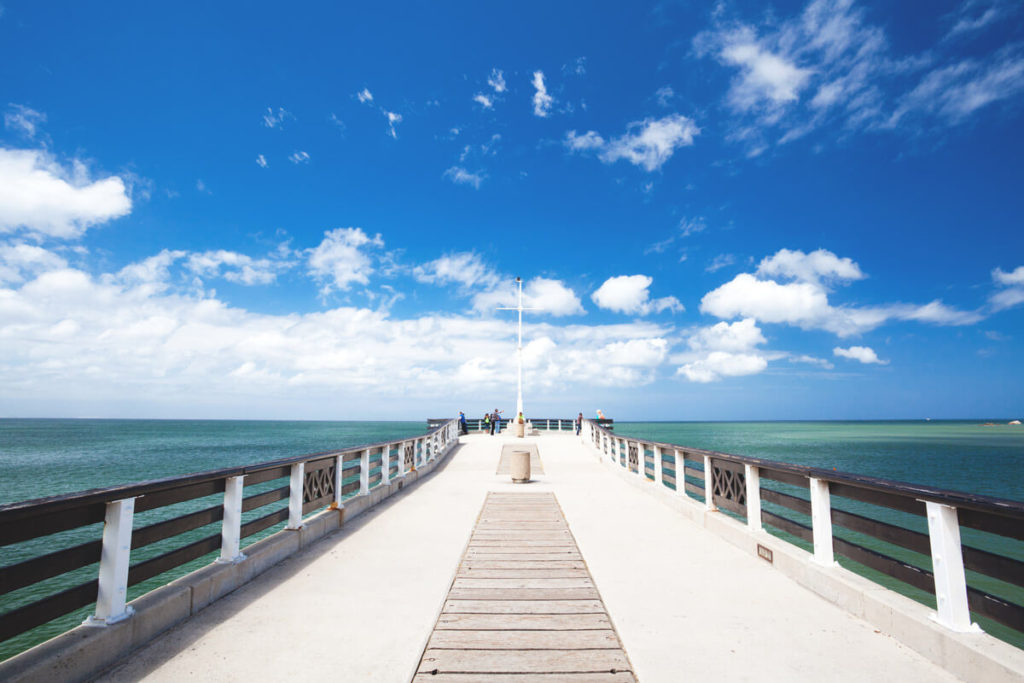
[
  {"x1": 809, "y1": 477, "x2": 834, "y2": 565},
  {"x1": 398, "y1": 441, "x2": 408, "y2": 476},
  {"x1": 84, "y1": 497, "x2": 136, "y2": 626},
  {"x1": 359, "y1": 448, "x2": 370, "y2": 495},
  {"x1": 287, "y1": 463, "x2": 304, "y2": 530},
  {"x1": 652, "y1": 444, "x2": 662, "y2": 485},
  {"x1": 925, "y1": 501, "x2": 978, "y2": 632},
  {"x1": 744, "y1": 465, "x2": 762, "y2": 532},
  {"x1": 381, "y1": 445, "x2": 392, "y2": 484},
  {"x1": 333, "y1": 455, "x2": 344, "y2": 507},
  {"x1": 636, "y1": 442, "x2": 646, "y2": 479},
  {"x1": 217, "y1": 475, "x2": 246, "y2": 563},
  {"x1": 703, "y1": 455, "x2": 716, "y2": 511},
  {"x1": 676, "y1": 451, "x2": 687, "y2": 497}
]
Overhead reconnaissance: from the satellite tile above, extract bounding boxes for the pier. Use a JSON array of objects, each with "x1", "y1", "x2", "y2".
[{"x1": 1, "y1": 421, "x2": 1023, "y2": 681}]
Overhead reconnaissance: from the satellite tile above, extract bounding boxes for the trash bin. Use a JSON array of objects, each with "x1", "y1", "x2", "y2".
[
  {"x1": 515, "y1": 420, "x2": 525, "y2": 438},
  {"x1": 511, "y1": 450, "x2": 531, "y2": 483}
]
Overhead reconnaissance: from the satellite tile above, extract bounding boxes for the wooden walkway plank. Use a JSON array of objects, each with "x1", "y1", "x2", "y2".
[
  {"x1": 413, "y1": 492, "x2": 635, "y2": 681},
  {"x1": 418, "y1": 649, "x2": 631, "y2": 674},
  {"x1": 436, "y1": 613, "x2": 613, "y2": 630},
  {"x1": 443, "y1": 599, "x2": 608, "y2": 614},
  {"x1": 414, "y1": 674, "x2": 636, "y2": 682}
]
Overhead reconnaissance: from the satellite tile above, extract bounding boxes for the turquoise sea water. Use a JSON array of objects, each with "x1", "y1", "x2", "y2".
[
  {"x1": 0, "y1": 418, "x2": 1022, "y2": 659},
  {"x1": 0, "y1": 419, "x2": 425, "y2": 505},
  {"x1": 613, "y1": 420, "x2": 1024, "y2": 501}
]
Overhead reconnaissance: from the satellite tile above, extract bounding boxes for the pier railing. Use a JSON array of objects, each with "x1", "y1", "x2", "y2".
[
  {"x1": 581, "y1": 419, "x2": 1024, "y2": 642},
  {"x1": 0, "y1": 419, "x2": 459, "y2": 655},
  {"x1": 429, "y1": 417, "x2": 613, "y2": 432}
]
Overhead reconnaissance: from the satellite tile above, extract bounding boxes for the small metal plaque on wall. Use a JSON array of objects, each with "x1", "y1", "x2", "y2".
[{"x1": 757, "y1": 544, "x2": 773, "y2": 564}]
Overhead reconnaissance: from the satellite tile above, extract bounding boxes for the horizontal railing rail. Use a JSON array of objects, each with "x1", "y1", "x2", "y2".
[
  {"x1": 0, "y1": 419, "x2": 459, "y2": 656},
  {"x1": 580, "y1": 419, "x2": 1024, "y2": 644}
]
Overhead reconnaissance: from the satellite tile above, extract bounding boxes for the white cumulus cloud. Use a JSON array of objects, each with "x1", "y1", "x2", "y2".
[
  {"x1": 0, "y1": 242, "x2": 68, "y2": 283},
  {"x1": 678, "y1": 351, "x2": 768, "y2": 383},
  {"x1": 307, "y1": 227, "x2": 384, "y2": 296},
  {"x1": 756, "y1": 248, "x2": 865, "y2": 284},
  {"x1": 592, "y1": 275, "x2": 683, "y2": 315},
  {"x1": 834, "y1": 345, "x2": 888, "y2": 364},
  {"x1": 0, "y1": 148, "x2": 132, "y2": 239},
  {"x1": 472, "y1": 277, "x2": 584, "y2": 317},
  {"x1": 701, "y1": 249, "x2": 983, "y2": 337},
  {"x1": 473, "y1": 94, "x2": 493, "y2": 109},
  {"x1": 676, "y1": 318, "x2": 770, "y2": 383}
]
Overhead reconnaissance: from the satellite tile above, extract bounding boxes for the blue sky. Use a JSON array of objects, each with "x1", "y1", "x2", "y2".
[{"x1": 1, "y1": 0, "x2": 1022, "y2": 420}]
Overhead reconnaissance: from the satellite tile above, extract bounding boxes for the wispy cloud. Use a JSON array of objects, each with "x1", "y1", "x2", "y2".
[
  {"x1": 288, "y1": 151, "x2": 310, "y2": 164},
  {"x1": 705, "y1": 253, "x2": 736, "y2": 273},
  {"x1": 256, "y1": 154, "x2": 268, "y2": 168},
  {"x1": 473, "y1": 93, "x2": 493, "y2": 109},
  {"x1": 887, "y1": 48, "x2": 1024, "y2": 127},
  {"x1": 532, "y1": 71, "x2": 554, "y2": 117},
  {"x1": 4, "y1": 104, "x2": 46, "y2": 138},
  {"x1": 945, "y1": 0, "x2": 1013, "y2": 39},
  {"x1": 487, "y1": 68, "x2": 507, "y2": 93},
  {"x1": 645, "y1": 217, "x2": 707, "y2": 255},
  {"x1": 655, "y1": 86, "x2": 675, "y2": 107},
  {"x1": 385, "y1": 111, "x2": 402, "y2": 138},
  {"x1": 444, "y1": 166, "x2": 484, "y2": 189},
  {"x1": 356, "y1": 88, "x2": 403, "y2": 138},
  {"x1": 262, "y1": 107, "x2": 293, "y2": 129},
  {"x1": 565, "y1": 113, "x2": 700, "y2": 172},
  {"x1": 990, "y1": 265, "x2": 1024, "y2": 311}
]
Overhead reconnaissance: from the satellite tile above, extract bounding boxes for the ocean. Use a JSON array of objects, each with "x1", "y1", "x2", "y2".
[
  {"x1": 612, "y1": 420, "x2": 1024, "y2": 501},
  {"x1": 1, "y1": 418, "x2": 1022, "y2": 658}
]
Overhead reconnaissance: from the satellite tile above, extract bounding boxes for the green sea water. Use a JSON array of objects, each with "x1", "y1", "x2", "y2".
[
  {"x1": 613, "y1": 420, "x2": 1024, "y2": 501},
  {"x1": 0, "y1": 418, "x2": 1022, "y2": 659},
  {"x1": 0, "y1": 419, "x2": 426, "y2": 505}
]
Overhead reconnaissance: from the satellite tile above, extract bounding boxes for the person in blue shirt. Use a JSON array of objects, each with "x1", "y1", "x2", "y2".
[{"x1": 458, "y1": 411, "x2": 467, "y2": 435}]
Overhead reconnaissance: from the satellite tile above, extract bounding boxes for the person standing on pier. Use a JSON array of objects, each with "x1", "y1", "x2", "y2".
[
  {"x1": 575, "y1": 412, "x2": 583, "y2": 435},
  {"x1": 491, "y1": 408, "x2": 502, "y2": 435},
  {"x1": 483, "y1": 412, "x2": 491, "y2": 434},
  {"x1": 458, "y1": 411, "x2": 467, "y2": 435}
]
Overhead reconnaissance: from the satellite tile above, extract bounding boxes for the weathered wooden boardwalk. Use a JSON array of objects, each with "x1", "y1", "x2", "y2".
[{"x1": 415, "y1": 492, "x2": 633, "y2": 680}]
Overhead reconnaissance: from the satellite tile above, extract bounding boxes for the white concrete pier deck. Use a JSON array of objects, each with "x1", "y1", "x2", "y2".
[{"x1": 99, "y1": 431, "x2": 960, "y2": 682}]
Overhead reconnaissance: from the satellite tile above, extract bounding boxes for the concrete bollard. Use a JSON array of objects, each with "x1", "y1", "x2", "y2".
[{"x1": 511, "y1": 450, "x2": 531, "y2": 483}]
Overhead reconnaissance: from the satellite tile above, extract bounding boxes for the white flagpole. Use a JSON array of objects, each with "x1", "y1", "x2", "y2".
[{"x1": 498, "y1": 276, "x2": 538, "y2": 419}]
